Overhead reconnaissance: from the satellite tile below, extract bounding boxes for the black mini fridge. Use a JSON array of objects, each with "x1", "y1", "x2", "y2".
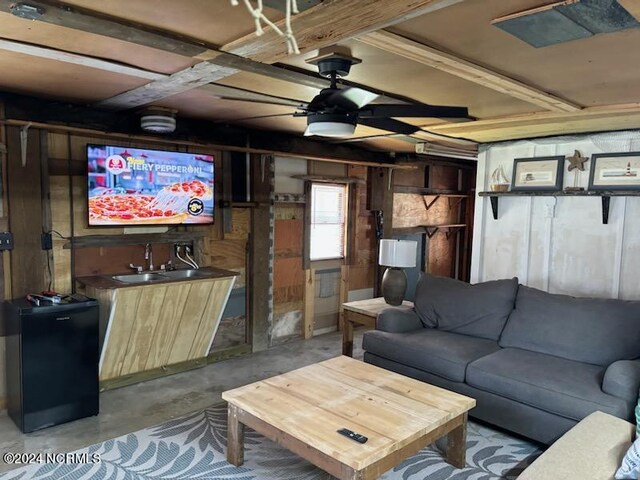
[{"x1": 4, "y1": 298, "x2": 99, "y2": 433}]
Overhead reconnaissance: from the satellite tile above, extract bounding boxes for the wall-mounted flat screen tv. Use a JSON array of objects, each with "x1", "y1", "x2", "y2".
[{"x1": 87, "y1": 144, "x2": 214, "y2": 226}]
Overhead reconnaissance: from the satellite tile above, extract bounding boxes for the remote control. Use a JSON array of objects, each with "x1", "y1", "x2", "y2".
[{"x1": 337, "y1": 428, "x2": 368, "y2": 444}]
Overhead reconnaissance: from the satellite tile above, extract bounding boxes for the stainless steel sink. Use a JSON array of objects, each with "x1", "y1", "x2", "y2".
[
  {"x1": 112, "y1": 273, "x2": 165, "y2": 283},
  {"x1": 159, "y1": 269, "x2": 210, "y2": 279}
]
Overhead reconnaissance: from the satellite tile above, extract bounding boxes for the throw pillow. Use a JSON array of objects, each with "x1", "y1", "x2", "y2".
[
  {"x1": 412, "y1": 274, "x2": 518, "y2": 341},
  {"x1": 616, "y1": 438, "x2": 640, "y2": 479}
]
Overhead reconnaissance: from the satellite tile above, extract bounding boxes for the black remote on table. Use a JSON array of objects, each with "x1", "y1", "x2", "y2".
[{"x1": 337, "y1": 428, "x2": 368, "y2": 444}]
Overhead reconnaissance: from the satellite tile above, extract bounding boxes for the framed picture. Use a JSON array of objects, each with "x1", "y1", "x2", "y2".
[
  {"x1": 511, "y1": 156, "x2": 564, "y2": 191},
  {"x1": 588, "y1": 152, "x2": 640, "y2": 191}
]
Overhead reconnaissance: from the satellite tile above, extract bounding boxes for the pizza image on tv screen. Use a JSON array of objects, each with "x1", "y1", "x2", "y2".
[{"x1": 87, "y1": 145, "x2": 215, "y2": 226}]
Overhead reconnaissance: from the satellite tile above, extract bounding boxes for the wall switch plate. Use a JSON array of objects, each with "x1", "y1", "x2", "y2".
[
  {"x1": 41, "y1": 232, "x2": 53, "y2": 250},
  {"x1": 0, "y1": 232, "x2": 14, "y2": 251}
]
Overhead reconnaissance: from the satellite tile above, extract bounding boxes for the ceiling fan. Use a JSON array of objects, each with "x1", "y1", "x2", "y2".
[{"x1": 233, "y1": 52, "x2": 474, "y2": 138}]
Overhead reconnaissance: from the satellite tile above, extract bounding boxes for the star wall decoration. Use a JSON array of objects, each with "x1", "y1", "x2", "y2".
[{"x1": 567, "y1": 150, "x2": 589, "y2": 171}]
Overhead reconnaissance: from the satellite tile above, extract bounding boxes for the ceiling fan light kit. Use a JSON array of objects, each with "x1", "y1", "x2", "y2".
[{"x1": 305, "y1": 113, "x2": 357, "y2": 137}]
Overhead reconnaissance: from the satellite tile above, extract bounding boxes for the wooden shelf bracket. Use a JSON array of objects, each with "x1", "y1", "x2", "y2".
[{"x1": 423, "y1": 195, "x2": 440, "y2": 211}]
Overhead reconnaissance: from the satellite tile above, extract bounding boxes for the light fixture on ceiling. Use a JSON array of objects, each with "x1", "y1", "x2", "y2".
[
  {"x1": 140, "y1": 107, "x2": 177, "y2": 134},
  {"x1": 304, "y1": 112, "x2": 356, "y2": 138},
  {"x1": 10, "y1": 2, "x2": 45, "y2": 20}
]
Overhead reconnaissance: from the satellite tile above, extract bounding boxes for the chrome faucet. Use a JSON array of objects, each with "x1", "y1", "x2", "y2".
[{"x1": 144, "y1": 243, "x2": 154, "y2": 271}]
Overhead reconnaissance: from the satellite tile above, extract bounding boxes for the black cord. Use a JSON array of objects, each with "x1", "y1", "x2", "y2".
[
  {"x1": 48, "y1": 230, "x2": 70, "y2": 240},
  {"x1": 46, "y1": 249, "x2": 52, "y2": 291}
]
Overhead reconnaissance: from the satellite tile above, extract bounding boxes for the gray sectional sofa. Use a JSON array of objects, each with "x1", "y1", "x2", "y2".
[{"x1": 362, "y1": 274, "x2": 640, "y2": 445}]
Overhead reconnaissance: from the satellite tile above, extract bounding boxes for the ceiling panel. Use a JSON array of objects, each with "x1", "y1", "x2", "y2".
[
  {"x1": 0, "y1": 12, "x2": 196, "y2": 74},
  {"x1": 392, "y1": 0, "x2": 640, "y2": 107},
  {"x1": 0, "y1": 50, "x2": 148, "y2": 102},
  {"x1": 61, "y1": 0, "x2": 284, "y2": 47}
]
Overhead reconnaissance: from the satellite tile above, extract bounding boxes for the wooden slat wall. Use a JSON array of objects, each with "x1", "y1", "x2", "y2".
[
  {"x1": 7, "y1": 126, "x2": 47, "y2": 297},
  {"x1": 95, "y1": 277, "x2": 234, "y2": 381}
]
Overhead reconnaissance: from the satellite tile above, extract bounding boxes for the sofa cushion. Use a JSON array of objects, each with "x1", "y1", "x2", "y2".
[
  {"x1": 467, "y1": 348, "x2": 630, "y2": 421},
  {"x1": 500, "y1": 285, "x2": 640, "y2": 366},
  {"x1": 362, "y1": 328, "x2": 500, "y2": 382},
  {"x1": 518, "y1": 411, "x2": 633, "y2": 480},
  {"x1": 413, "y1": 274, "x2": 518, "y2": 341}
]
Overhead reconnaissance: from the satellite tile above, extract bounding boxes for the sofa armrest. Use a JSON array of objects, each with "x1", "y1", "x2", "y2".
[
  {"x1": 603, "y1": 360, "x2": 640, "y2": 404},
  {"x1": 376, "y1": 306, "x2": 424, "y2": 333}
]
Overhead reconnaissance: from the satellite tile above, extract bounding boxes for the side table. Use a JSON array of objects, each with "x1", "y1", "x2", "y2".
[{"x1": 341, "y1": 297, "x2": 414, "y2": 357}]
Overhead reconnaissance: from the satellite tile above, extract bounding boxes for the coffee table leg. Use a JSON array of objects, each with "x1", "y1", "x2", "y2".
[
  {"x1": 227, "y1": 403, "x2": 245, "y2": 466},
  {"x1": 342, "y1": 315, "x2": 354, "y2": 357},
  {"x1": 446, "y1": 413, "x2": 467, "y2": 469}
]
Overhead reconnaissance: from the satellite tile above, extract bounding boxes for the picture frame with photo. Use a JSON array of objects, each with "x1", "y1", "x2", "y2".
[
  {"x1": 588, "y1": 152, "x2": 640, "y2": 191},
  {"x1": 511, "y1": 156, "x2": 564, "y2": 191}
]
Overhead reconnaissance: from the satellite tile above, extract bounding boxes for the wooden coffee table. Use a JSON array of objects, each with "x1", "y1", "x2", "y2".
[{"x1": 222, "y1": 356, "x2": 475, "y2": 480}]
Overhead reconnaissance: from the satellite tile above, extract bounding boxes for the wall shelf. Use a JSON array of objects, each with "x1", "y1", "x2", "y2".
[
  {"x1": 478, "y1": 191, "x2": 640, "y2": 224},
  {"x1": 394, "y1": 186, "x2": 467, "y2": 196}
]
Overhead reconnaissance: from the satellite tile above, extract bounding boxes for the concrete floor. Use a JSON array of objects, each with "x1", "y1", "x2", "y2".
[{"x1": 0, "y1": 329, "x2": 365, "y2": 474}]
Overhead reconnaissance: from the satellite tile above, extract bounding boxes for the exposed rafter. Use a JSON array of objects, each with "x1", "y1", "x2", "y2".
[
  {"x1": 358, "y1": 30, "x2": 581, "y2": 113},
  {"x1": 221, "y1": 0, "x2": 465, "y2": 62},
  {"x1": 428, "y1": 103, "x2": 640, "y2": 142}
]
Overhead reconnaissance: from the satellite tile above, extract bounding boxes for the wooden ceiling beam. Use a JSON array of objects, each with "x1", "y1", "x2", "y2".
[
  {"x1": 222, "y1": 0, "x2": 465, "y2": 62},
  {"x1": 426, "y1": 103, "x2": 640, "y2": 142},
  {"x1": 0, "y1": 38, "x2": 306, "y2": 107},
  {"x1": 358, "y1": 30, "x2": 581, "y2": 113}
]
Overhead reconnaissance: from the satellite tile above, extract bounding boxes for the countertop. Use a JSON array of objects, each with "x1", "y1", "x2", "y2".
[{"x1": 76, "y1": 266, "x2": 239, "y2": 289}]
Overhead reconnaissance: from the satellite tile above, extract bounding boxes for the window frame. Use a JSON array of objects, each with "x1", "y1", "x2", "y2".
[{"x1": 308, "y1": 182, "x2": 348, "y2": 262}]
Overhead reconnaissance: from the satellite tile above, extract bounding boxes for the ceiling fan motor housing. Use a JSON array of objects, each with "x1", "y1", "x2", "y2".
[{"x1": 317, "y1": 57, "x2": 354, "y2": 77}]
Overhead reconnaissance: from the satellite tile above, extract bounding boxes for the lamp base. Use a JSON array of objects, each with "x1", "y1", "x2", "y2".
[{"x1": 381, "y1": 267, "x2": 407, "y2": 306}]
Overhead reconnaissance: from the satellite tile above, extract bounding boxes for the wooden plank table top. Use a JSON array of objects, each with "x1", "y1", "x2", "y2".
[
  {"x1": 341, "y1": 297, "x2": 414, "y2": 357},
  {"x1": 222, "y1": 356, "x2": 475, "y2": 479},
  {"x1": 342, "y1": 297, "x2": 413, "y2": 316}
]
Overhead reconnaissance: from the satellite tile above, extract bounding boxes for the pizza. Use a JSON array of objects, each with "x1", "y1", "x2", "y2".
[
  {"x1": 89, "y1": 194, "x2": 186, "y2": 224},
  {"x1": 165, "y1": 180, "x2": 211, "y2": 198},
  {"x1": 89, "y1": 180, "x2": 212, "y2": 224}
]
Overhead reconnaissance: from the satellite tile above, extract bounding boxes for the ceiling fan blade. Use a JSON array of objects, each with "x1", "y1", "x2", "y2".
[
  {"x1": 219, "y1": 113, "x2": 297, "y2": 123},
  {"x1": 326, "y1": 87, "x2": 379, "y2": 110},
  {"x1": 359, "y1": 104, "x2": 472, "y2": 120},
  {"x1": 358, "y1": 117, "x2": 421, "y2": 135}
]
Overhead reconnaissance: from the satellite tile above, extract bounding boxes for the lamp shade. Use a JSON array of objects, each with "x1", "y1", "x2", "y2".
[{"x1": 378, "y1": 239, "x2": 417, "y2": 268}]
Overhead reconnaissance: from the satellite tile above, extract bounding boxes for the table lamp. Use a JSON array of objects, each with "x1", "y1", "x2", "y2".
[{"x1": 379, "y1": 239, "x2": 417, "y2": 306}]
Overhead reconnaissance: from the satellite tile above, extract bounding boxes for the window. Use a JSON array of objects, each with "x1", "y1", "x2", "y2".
[{"x1": 310, "y1": 183, "x2": 347, "y2": 261}]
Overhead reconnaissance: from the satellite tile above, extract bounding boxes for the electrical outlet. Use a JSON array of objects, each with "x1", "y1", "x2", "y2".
[
  {"x1": 0, "y1": 232, "x2": 14, "y2": 251},
  {"x1": 41, "y1": 232, "x2": 53, "y2": 250}
]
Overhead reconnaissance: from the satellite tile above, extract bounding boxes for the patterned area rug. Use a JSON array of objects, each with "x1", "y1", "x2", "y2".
[{"x1": 0, "y1": 404, "x2": 541, "y2": 479}]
